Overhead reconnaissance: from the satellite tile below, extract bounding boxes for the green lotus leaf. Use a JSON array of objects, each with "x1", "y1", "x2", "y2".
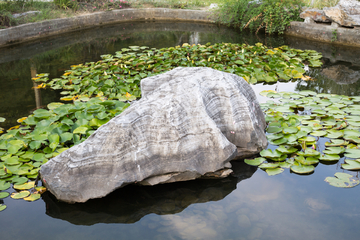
[
  {"x1": 0, "y1": 180, "x2": 10, "y2": 191},
  {"x1": 266, "y1": 167, "x2": 284, "y2": 176},
  {"x1": 23, "y1": 193, "x2": 41, "y2": 202},
  {"x1": 325, "y1": 172, "x2": 360, "y2": 188},
  {"x1": 343, "y1": 135, "x2": 360, "y2": 144},
  {"x1": 269, "y1": 138, "x2": 288, "y2": 146},
  {"x1": 33, "y1": 153, "x2": 45, "y2": 162},
  {"x1": 298, "y1": 90, "x2": 316, "y2": 96},
  {"x1": 297, "y1": 148, "x2": 320, "y2": 157},
  {"x1": 259, "y1": 162, "x2": 280, "y2": 169},
  {"x1": 266, "y1": 133, "x2": 283, "y2": 141},
  {"x1": 299, "y1": 126, "x2": 313, "y2": 133},
  {"x1": 319, "y1": 154, "x2": 340, "y2": 161},
  {"x1": 13, "y1": 181, "x2": 35, "y2": 190},
  {"x1": 47, "y1": 102, "x2": 64, "y2": 110},
  {"x1": 290, "y1": 162, "x2": 315, "y2": 174},
  {"x1": 276, "y1": 145, "x2": 298, "y2": 154},
  {"x1": 260, "y1": 149, "x2": 283, "y2": 159},
  {"x1": 325, "y1": 130, "x2": 344, "y2": 139},
  {"x1": 11, "y1": 176, "x2": 28, "y2": 185},
  {"x1": 279, "y1": 161, "x2": 293, "y2": 168},
  {"x1": 267, "y1": 126, "x2": 282, "y2": 134},
  {"x1": 344, "y1": 148, "x2": 360, "y2": 159},
  {"x1": 244, "y1": 157, "x2": 266, "y2": 166},
  {"x1": 33, "y1": 109, "x2": 53, "y2": 119},
  {"x1": 323, "y1": 147, "x2": 345, "y2": 155},
  {"x1": 282, "y1": 127, "x2": 298, "y2": 134},
  {"x1": 298, "y1": 136, "x2": 316, "y2": 144},
  {"x1": 0, "y1": 204, "x2": 6, "y2": 212},
  {"x1": 342, "y1": 159, "x2": 360, "y2": 170},
  {"x1": 0, "y1": 191, "x2": 10, "y2": 199},
  {"x1": 325, "y1": 139, "x2": 348, "y2": 147},
  {"x1": 11, "y1": 190, "x2": 30, "y2": 199},
  {"x1": 73, "y1": 126, "x2": 89, "y2": 134},
  {"x1": 295, "y1": 155, "x2": 319, "y2": 165},
  {"x1": 310, "y1": 130, "x2": 327, "y2": 137},
  {"x1": 267, "y1": 93, "x2": 281, "y2": 98}
]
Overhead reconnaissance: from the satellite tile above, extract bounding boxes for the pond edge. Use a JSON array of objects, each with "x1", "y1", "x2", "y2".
[
  {"x1": 0, "y1": 8, "x2": 216, "y2": 47},
  {"x1": 1, "y1": 8, "x2": 360, "y2": 48}
]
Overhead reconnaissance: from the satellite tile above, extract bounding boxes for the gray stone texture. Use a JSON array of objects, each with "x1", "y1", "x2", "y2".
[{"x1": 40, "y1": 67, "x2": 267, "y2": 203}]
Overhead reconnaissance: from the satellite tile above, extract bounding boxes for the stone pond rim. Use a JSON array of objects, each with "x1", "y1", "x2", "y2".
[{"x1": 0, "y1": 8, "x2": 360, "y2": 47}]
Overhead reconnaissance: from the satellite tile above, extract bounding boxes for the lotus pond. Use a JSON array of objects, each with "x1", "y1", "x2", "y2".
[{"x1": 1, "y1": 21, "x2": 360, "y2": 239}]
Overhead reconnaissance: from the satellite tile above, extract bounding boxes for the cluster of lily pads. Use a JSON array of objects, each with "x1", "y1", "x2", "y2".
[
  {"x1": 0, "y1": 43, "x2": 324, "y2": 212},
  {"x1": 32, "y1": 43, "x2": 322, "y2": 101},
  {"x1": 245, "y1": 90, "x2": 360, "y2": 188}
]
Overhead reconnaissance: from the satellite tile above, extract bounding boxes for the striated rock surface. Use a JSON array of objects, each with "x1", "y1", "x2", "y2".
[
  {"x1": 300, "y1": 9, "x2": 331, "y2": 23},
  {"x1": 323, "y1": 7, "x2": 360, "y2": 27},
  {"x1": 40, "y1": 67, "x2": 267, "y2": 203}
]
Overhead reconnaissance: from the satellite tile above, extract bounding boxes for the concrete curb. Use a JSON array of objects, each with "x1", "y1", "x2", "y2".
[
  {"x1": 285, "y1": 21, "x2": 360, "y2": 48},
  {"x1": 1, "y1": 8, "x2": 360, "y2": 48},
  {"x1": 0, "y1": 8, "x2": 216, "y2": 47}
]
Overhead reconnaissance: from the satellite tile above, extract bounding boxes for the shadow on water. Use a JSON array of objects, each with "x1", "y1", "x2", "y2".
[{"x1": 43, "y1": 161, "x2": 256, "y2": 225}]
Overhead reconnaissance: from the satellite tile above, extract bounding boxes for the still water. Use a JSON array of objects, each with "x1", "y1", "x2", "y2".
[{"x1": 0, "y1": 21, "x2": 360, "y2": 240}]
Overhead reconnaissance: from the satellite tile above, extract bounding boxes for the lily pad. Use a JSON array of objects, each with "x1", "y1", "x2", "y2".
[
  {"x1": 259, "y1": 162, "x2": 280, "y2": 169},
  {"x1": 323, "y1": 147, "x2": 345, "y2": 155},
  {"x1": 266, "y1": 167, "x2": 284, "y2": 176},
  {"x1": 0, "y1": 191, "x2": 10, "y2": 199},
  {"x1": 0, "y1": 204, "x2": 6, "y2": 212},
  {"x1": 0, "y1": 180, "x2": 10, "y2": 190},
  {"x1": 244, "y1": 157, "x2": 266, "y2": 166},
  {"x1": 13, "y1": 181, "x2": 35, "y2": 190},
  {"x1": 24, "y1": 193, "x2": 41, "y2": 202},
  {"x1": 290, "y1": 162, "x2": 315, "y2": 174},
  {"x1": 344, "y1": 148, "x2": 360, "y2": 159},
  {"x1": 319, "y1": 154, "x2": 340, "y2": 161},
  {"x1": 325, "y1": 172, "x2": 360, "y2": 188},
  {"x1": 342, "y1": 159, "x2": 360, "y2": 170},
  {"x1": 11, "y1": 190, "x2": 30, "y2": 199}
]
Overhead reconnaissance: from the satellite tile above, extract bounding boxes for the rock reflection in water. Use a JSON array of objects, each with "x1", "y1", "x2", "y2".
[
  {"x1": 43, "y1": 161, "x2": 256, "y2": 225},
  {"x1": 321, "y1": 65, "x2": 360, "y2": 84}
]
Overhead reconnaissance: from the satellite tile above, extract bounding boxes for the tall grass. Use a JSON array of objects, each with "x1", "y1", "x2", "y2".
[{"x1": 302, "y1": 0, "x2": 340, "y2": 9}]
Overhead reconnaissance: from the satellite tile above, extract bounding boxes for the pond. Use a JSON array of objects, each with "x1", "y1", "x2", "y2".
[{"x1": 1, "y1": 21, "x2": 360, "y2": 240}]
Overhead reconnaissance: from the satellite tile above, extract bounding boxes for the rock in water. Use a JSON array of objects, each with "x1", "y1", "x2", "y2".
[{"x1": 40, "y1": 67, "x2": 267, "y2": 203}]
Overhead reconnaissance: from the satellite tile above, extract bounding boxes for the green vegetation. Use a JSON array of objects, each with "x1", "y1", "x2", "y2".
[
  {"x1": 245, "y1": 90, "x2": 360, "y2": 188},
  {"x1": 0, "y1": 42, "x2": 323, "y2": 211},
  {"x1": 303, "y1": 0, "x2": 339, "y2": 9},
  {"x1": 216, "y1": 0, "x2": 303, "y2": 34}
]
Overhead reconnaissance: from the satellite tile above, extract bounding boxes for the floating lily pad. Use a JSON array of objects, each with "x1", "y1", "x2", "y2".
[
  {"x1": 323, "y1": 147, "x2": 345, "y2": 155},
  {"x1": 266, "y1": 167, "x2": 284, "y2": 176},
  {"x1": 244, "y1": 157, "x2": 266, "y2": 166},
  {"x1": 325, "y1": 139, "x2": 348, "y2": 147},
  {"x1": 13, "y1": 181, "x2": 35, "y2": 190},
  {"x1": 24, "y1": 193, "x2": 41, "y2": 202},
  {"x1": 259, "y1": 162, "x2": 280, "y2": 169},
  {"x1": 344, "y1": 148, "x2": 360, "y2": 159},
  {"x1": 342, "y1": 159, "x2": 360, "y2": 170},
  {"x1": 290, "y1": 162, "x2": 315, "y2": 174},
  {"x1": 11, "y1": 190, "x2": 30, "y2": 199},
  {"x1": 0, "y1": 181, "x2": 10, "y2": 191},
  {"x1": 297, "y1": 148, "x2": 320, "y2": 157},
  {"x1": 0, "y1": 191, "x2": 10, "y2": 199},
  {"x1": 325, "y1": 172, "x2": 360, "y2": 188},
  {"x1": 310, "y1": 130, "x2": 327, "y2": 137},
  {"x1": 319, "y1": 154, "x2": 340, "y2": 161},
  {"x1": 276, "y1": 145, "x2": 298, "y2": 154},
  {"x1": 0, "y1": 204, "x2": 6, "y2": 212}
]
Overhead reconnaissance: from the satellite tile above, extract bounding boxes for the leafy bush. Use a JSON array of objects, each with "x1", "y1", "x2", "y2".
[
  {"x1": 54, "y1": 0, "x2": 79, "y2": 10},
  {"x1": 216, "y1": 0, "x2": 303, "y2": 34}
]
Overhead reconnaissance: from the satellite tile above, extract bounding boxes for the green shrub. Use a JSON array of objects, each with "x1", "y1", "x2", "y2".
[
  {"x1": 54, "y1": 0, "x2": 79, "y2": 10},
  {"x1": 216, "y1": 0, "x2": 303, "y2": 34}
]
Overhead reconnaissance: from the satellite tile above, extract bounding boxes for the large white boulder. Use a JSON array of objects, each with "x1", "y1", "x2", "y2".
[{"x1": 40, "y1": 67, "x2": 267, "y2": 203}]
